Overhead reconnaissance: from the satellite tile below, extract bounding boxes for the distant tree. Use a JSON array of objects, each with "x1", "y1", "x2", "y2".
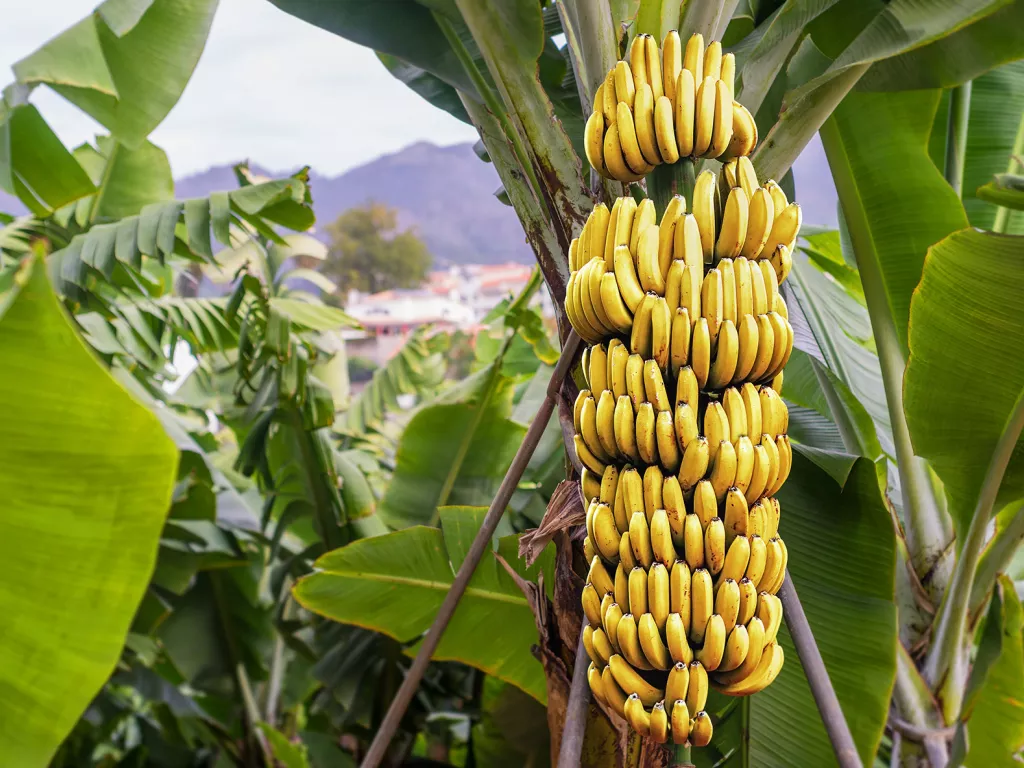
[{"x1": 324, "y1": 202, "x2": 432, "y2": 298}]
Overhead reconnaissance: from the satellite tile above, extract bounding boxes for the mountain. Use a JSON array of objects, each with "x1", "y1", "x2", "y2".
[{"x1": 1, "y1": 139, "x2": 839, "y2": 264}]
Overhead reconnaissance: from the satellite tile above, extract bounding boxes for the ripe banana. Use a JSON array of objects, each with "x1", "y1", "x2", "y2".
[
  {"x1": 719, "y1": 533, "x2": 751, "y2": 585},
  {"x1": 589, "y1": 554, "x2": 616, "y2": 597},
  {"x1": 625, "y1": 354, "x2": 645, "y2": 410},
  {"x1": 648, "y1": 560, "x2": 671, "y2": 629},
  {"x1": 631, "y1": 199, "x2": 656, "y2": 254},
  {"x1": 616, "y1": 612, "x2": 653, "y2": 671},
  {"x1": 655, "y1": 96, "x2": 679, "y2": 164},
  {"x1": 584, "y1": 625, "x2": 601, "y2": 667},
  {"x1": 596, "y1": 391, "x2": 620, "y2": 461},
  {"x1": 723, "y1": 488, "x2": 749, "y2": 546},
  {"x1": 650, "y1": 297, "x2": 672, "y2": 373},
  {"x1": 613, "y1": 395, "x2": 640, "y2": 463},
  {"x1": 582, "y1": 583, "x2": 603, "y2": 626},
  {"x1": 591, "y1": 502, "x2": 620, "y2": 561},
  {"x1": 748, "y1": 499, "x2": 767, "y2": 539},
  {"x1": 772, "y1": 435, "x2": 792, "y2": 496},
  {"x1": 696, "y1": 613, "x2": 725, "y2": 671},
  {"x1": 575, "y1": 434, "x2": 608, "y2": 475},
  {"x1": 683, "y1": 32, "x2": 704, "y2": 84},
  {"x1": 584, "y1": 112, "x2": 608, "y2": 178},
  {"x1": 643, "y1": 360, "x2": 671, "y2": 412},
  {"x1": 588, "y1": 662, "x2": 605, "y2": 703},
  {"x1": 719, "y1": 623, "x2": 750, "y2": 672},
  {"x1": 678, "y1": 436, "x2": 710, "y2": 492},
  {"x1": 581, "y1": 467, "x2": 601, "y2": 505},
  {"x1": 686, "y1": 660, "x2": 709, "y2": 715},
  {"x1": 630, "y1": 292, "x2": 656, "y2": 358},
  {"x1": 638, "y1": 612, "x2": 672, "y2": 670},
  {"x1": 700, "y1": 267, "x2": 723, "y2": 344},
  {"x1": 670, "y1": 700, "x2": 690, "y2": 745},
  {"x1": 734, "y1": 435, "x2": 754, "y2": 495},
  {"x1": 721, "y1": 52, "x2": 736, "y2": 99},
  {"x1": 602, "y1": 665, "x2": 628, "y2": 716},
  {"x1": 593, "y1": 626, "x2": 615, "y2": 664},
  {"x1": 669, "y1": 560, "x2": 691, "y2": 627},
  {"x1": 609, "y1": 654, "x2": 663, "y2": 705},
  {"x1": 676, "y1": 215, "x2": 704, "y2": 270},
  {"x1": 674, "y1": 69, "x2": 696, "y2": 157},
  {"x1": 690, "y1": 567, "x2": 713, "y2": 643},
  {"x1": 609, "y1": 340, "x2": 630, "y2": 399},
  {"x1": 645, "y1": 34, "x2": 663, "y2": 100},
  {"x1": 634, "y1": 84, "x2": 662, "y2": 166},
  {"x1": 637, "y1": 224, "x2": 665, "y2": 294},
  {"x1": 716, "y1": 578, "x2": 741, "y2": 636},
  {"x1": 691, "y1": 318, "x2": 712, "y2": 389},
  {"x1": 704, "y1": 402, "x2": 729, "y2": 464},
  {"x1": 617, "y1": 102, "x2": 653, "y2": 176},
  {"x1": 650, "y1": 508, "x2": 678, "y2": 569},
  {"x1": 715, "y1": 617, "x2": 765, "y2": 688},
  {"x1": 656, "y1": 410, "x2": 680, "y2": 472},
  {"x1": 742, "y1": 187, "x2": 775, "y2": 259},
  {"x1": 683, "y1": 513, "x2": 705, "y2": 570},
  {"x1": 745, "y1": 534, "x2": 767, "y2": 586},
  {"x1": 762, "y1": 203, "x2": 802, "y2": 266},
  {"x1": 692, "y1": 480, "x2": 718, "y2": 528},
  {"x1": 708, "y1": 79, "x2": 733, "y2": 159},
  {"x1": 675, "y1": 365, "x2": 699, "y2": 411},
  {"x1": 642, "y1": 465, "x2": 663, "y2": 521},
  {"x1": 669, "y1": 308, "x2": 691, "y2": 379},
  {"x1": 749, "y1": 313, "x2": 776, "y2": 382},
  {"x1": 674, "y1": 402, "x2": 698, "y2": 450},
  {"x1": 650, "y1": 701, "x2": 669, "y2": 744},
  {"x1": 666, "y1": 661, "x2": 689, "y2": 706},
  {"x1": 624, "y1": 693, "x2": 652, "y2": 735},
  {"x1": 663, "y1": 30, "x2": 682, "y2": 101},
  {"x1": 704, "y1": 517, "x2": 726, "y2": 576},
  {"x1": 719, "y1": 257, "x2": 737, "y2": 326},
  {"x1": 707, "y1": 318, "x2": 739, "y2": 389},
  {"x1": 746, "y1": 447, "x2": 771, "y2": 504},
  {"x1": 580, "y1": 395, "x2": 612, "y2": 462},
  {"x1": 630, "y1": 512, "x2": 655, "y2": 570},
  {"x1": 635, "y1": 402, "x2": 657, "y2": 465},
  {"x1": 603, "y1": 122, "x2": 644, "y2": 183},
  {"x1": 692, "y1": 170, "x2": 717, "y2": 261},
  {"x1": 703, "y1": 40, "x2": 722, "y2": 80},
  {"x1": 717, "y1": 186, "x2": 748, "y2": 260},
  {"x1": 722, "y1": 101, "x2": 758, "y2": 160},
  {"x1": 666, "y1": 612, "x2": 693, "y2": 664},
  {"x1": 716, "y1": 642, "x2": 784, "y2": 696},
  {"x1": 600, "y1": 273, "x2": 634, "y2": 333},
  {"x1": 663, "y1": 477, "x2": 685, "y2": 543},
  {"x1": 737, "y1": 577, "x2": 758, "y2": 626}
]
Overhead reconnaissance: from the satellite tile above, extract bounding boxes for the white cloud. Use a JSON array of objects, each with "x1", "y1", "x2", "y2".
[{"x1": 1, "y1": 0, "x2": 479, "y2": 177}]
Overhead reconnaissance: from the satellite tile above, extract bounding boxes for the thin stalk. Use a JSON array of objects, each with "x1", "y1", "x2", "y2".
[
  {"x1": 433, "y1": 12, "x2": 544, "y2": 204},
  {"x1": 556, "y1": 628, "x2": 591, "y2": 768},
  {"x1": 924, "y1": 387, "x2": 1024, "y2": 719},
  {"x1": 87, "y1": 141, "x2": 121, "y2": 226},
  {"x1": 992, "y1": 110, "x2": 1024, "y2": 233},
  {"x1": 970, "y1": 499, "x2": 1024, "y2": 617},
  {"x1": 943, "y1": 82, "x2": 972, "y2": 197},
  {"x1": 778, "y1": 574, "x2": 863, "y2": 768},
  {"x1": 264, "y1": 588, "x2": 294, "y2": 725},
  {"x1": 359, "y1": 331, "x2": 583, "y2": 768},
  {"x1": 892, "y1": 645, "x2": 948, "y2": 768}
]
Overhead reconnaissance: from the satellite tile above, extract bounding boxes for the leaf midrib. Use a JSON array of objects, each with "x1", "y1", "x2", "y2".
[{"x1": 318, "y1": 569, "x2": 529, "y2": 607}]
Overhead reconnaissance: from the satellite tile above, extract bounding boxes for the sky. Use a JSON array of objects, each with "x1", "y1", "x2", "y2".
[{"x1": 0, "y1": 0, "x2": 481, "y2": 177}]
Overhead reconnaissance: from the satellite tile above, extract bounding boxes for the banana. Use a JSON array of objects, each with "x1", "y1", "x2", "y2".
[
  {"x1": 630, "y1": 511, "x2": 655, "y2": 571},
  {"x1": 639, "y1": 612, "x2": 672, "y2": 670},
  {"x1": 589, "y1": 555, "x2": 616, "y2": 597},
  {"x1": 678, "y1": 436, "x2": 710, "y2": 491},
  {"x1": 601, "y1": 665, "x2": 628, "y2": 716},
  {"x1": 650, "y1": 297, "x2": 672, "y2": 374},
  {"x1": 691, "y1": 318, "x2": 711, "y2": 389},
  {"x1": 580, "y1": 259, "x2": 614, "y2": 336},
  {"x1": 703, "y1": 402, "x2": 730, "y2": 463},
  {"x1": 710, "y1": 439, "x2": 738, "y2": 504},
  {"x1": 764, "y1": 312, "x2": 791, "y2": 382},
  {"x1": 745, "y1": 445, "x2": 771, "y2": 504},
  {"x1": 618, "y1": 100, "x2": 656, "y2": 176},
  {"x1": 604, "y1": 601, "x2": 623, "y2": 653},
  {"x1": 582, "y1": 583, "x2": 603, "y2": 626},
  {"x1": 592, "y1": 502, "x2": 621, "y2": 561},
  {"x1": 760, "y1": 435, "x2": 781, "y2": 500},
  {"x1": 742, "y1": 187, "x2": 775, "y2": 260},
  {"x1": 670, "y1": 700, "x2": 690, "y2": 745},
  {"x1": 750, "y1": 258, "x2": 769, "y2": 315},
  {"x1": 569, "y1": 235, "x2": 581, "y2": 275},
  {"x1": 629, "y1": 35, "x2": 648, "y2": 92},
  {"x1": 719, "y1": 623, "x2": 750, "y2": 672},
  {"x1": 581, "y1": 467, "x2": 601, "y2": 506},
  {"x1": 757, "y1": 537, "x2": 784, "y2": 594},
  {"x1": 683, "y1": 513, "x2": 705, "y2": 570},
  {"x1": 763, "y1": 203, "x2": 802, "y2": 264},
  {"x1": 601, "y1": 69, "x2": 618, "y2": 124},
  {"x1": 650, "y1": 701, "x2": 669, "y2": 744},
  {"x1": 631, "y1": 198, "x2": 657, "y2": 255},
  {"x1": 715, "y1": 617, "x2": 766, "y2": 687},
  {"x1": 734, "y1": 314, "x2": 759, "y2": 386},
  {"x1": 596, "y1": 391, "x2": 620, "y2": 461},
  {"x1": 700, "y1": 267, "x2": 723, "y2": 344},
  {"x1": 717, "y1": 186, "x2": 748, "y2": 260},
  {"x1": 564, "y1": 273, "x2": 593, "y2": 342},
  {"x1": 609, "y1": 653, "x2": 663, "y2": 704},
  {"x1": 578, "y1": 209, "x2": 595, "y2": 268},
  {"x1": 757, "y1": 592, "x2": 784, "y2": 644},
  {"x1": 772, "y1": 435, "x2": 792, "y2": 496},
  {"x1": 703, "y1": 40, "x2": 722, "y2": 80},
  {"x1": 624, "y1": 693, "x2": 652, "y2": 735},
  {"x1": 721, "y1": 388, "x2": 747, "y2": 441},
  {"x1": 716, "y1": 578, "x2": 741, "y2": 636},
  {"x1": 733, "y1": 256, "x2": 754, "y2": 317},
  {"x1": 642, "y1": 465, "x2": 663, "y2": 521},
  {"x1": 765, "y1": 179, "x2": 788, "y2": 217},
  {"x1": 669, "y1": 308, "x2": 691, "y2": 379},
  {"x1": 745, "y1": 534, "x2": 767, "y2": 586},
  {"x1": 674, "y1": 402, "x2": 698, "y2": 450},
  {"x1": 658, "y1": 200, "x2": 687, "y2": 279},
  {"x1": 664, "y1": 256, "x2": 684, "y2": 314},
  {"x1": 635, "y1": 402, "x2": 658, "y2": 465},
  {"x1": 771, "y1": 241, "x2": 794, "y2": 285},
  {"x1": 768, "y1": 497, "x2": 781, "y2": 539},
  {"x1": 739, "y1": 382, "x2": 763, "y2": 442},
  {"x1": 735, "y1": 156, "x2": 759, "y2": 198},
  {"x1": 654, "y1": 96, "x2": 679, "y2": 163},
  {"x1": 625, "y1": 354, "x2": 646, "y2": 410},
  {"x1": 575, "y1": 434, "x2": 608, "y2": 475},
  {"x1": 593, "y1": 626, "x2": 615, "y2": 664},
  {"x1": 686, "y1": 660, "x2": 709, "y2": 715},
  {"x1": 772, "y1": 370, "x2": 785, "y2": 394},
  {"x1": 614, "y1": 563, "x2": 630, "y2": 609},
  {"x1": 674, "y1": 69, "x2": 696, "y2": 157},
  {"x1": 759, "y1": 259, "x2": 779, "y2": 314},
  {"x1": 663, "y1": 477, "x2": 686, "y2": 544},
  {"x1": 721, "y1": 52, "x2": 736, "y2": 98},
  {"x1": 638, "y1": 222, "x2": 664, "y2": 293},
  {"x1": 722, "y1": 101, "x2": 758, "y2": 160},
  {"x1": 716, "y1": 642, "x2": 784, "y2": 696},
  {"x1": 617, "y1": 612, "x2": 653, "y2": 671},
  {"x1": 723, "y1": 488, "x2": 749, "y2": 546},
  {"x1": 630, "y1": 293, "x2": 656, "y2": 358},
  {"x1": 666, "y1": 612, "x2": 694, "y2": 664},
  {"x1": 589, "y1": 204, "x2": 612, "y2": 266},
  {"x1": 676, "y1": 215, "x2": 704, "y2": 272},
  {"x1": 613, "y1": 395, "x2": 640, "y2": 463},
  {"x1": 683, "y1": 32, "x2": 704, "y2": 81},
  {"x1": 707, "y1": 318, "x2": 739, "y2": 389},
  {"x1": 634, "y1": 84, "x2": 662, "y2": 166},
  {"x1": 761, "y1": 386, "x2": 783, "y2": 437},
  {"x1": 603, "y1": 122, "x2": 644, "y2": 183},
  {"x1": 620, "y1": 466, "x2": 644, "y2": 518},
  {"x1": 697, "y1": 613, "x2": 725, "y2": 671},
  {"x1": 693, "y1": 76, "x2": 716, "y2": 158},
  {"x1": 719, "y1": 257, "x2": 737, "y2": 326},
  {"x1": 650, "y1": 509, "x2": 677, "y2": 570},
  {"x1": 707, "y1": 79, "x2": 733, "y2": 159},
  {"x1": 719, "y1": 532, "x2": 751, "y2": 585},
  {"x1": 692, "y1": 170, "x2": 717, "y2": 261},
  {"x1": 704, "y1": 517, "x2": 726, "y2": 576},
  {"x1": 692, "y1": 480, "x2": 718, "y2": 528},
  {"x1": 644, "y1": 34, "x2": 664, "y2": 100},
  {"x1": 584, "y1": 624, "x2": 601, "y2": 667},
  {"x1": 767, "y1": 538, "x2": 788, "y2": 594},
  {"x1": 737, "y1": 577, "x2": 758, "y2": 626},
  {"x1": 643, "y1": 361, "x2": 671, "y2": 415},
  {"x1": 609, "y1": 196, "x2": 637, "y2": 264},
  {"x1": 656, "y1": 411, "x2": 681, "y2": 472},
  {"x1": 648, "y1": 560, "x2": 671, "y2": 629},
  {"x1": 663, "y1": 30, "x2": 682, "y2": 101},
  {"x1": 666, "y1": 661, "x2": 690, "y2": 706},
  {"x1": 747, "y1": 500, "x2": 766, "y2": 539},
  {"x1": 734, "y1": 435, "x2": 755, "y2": 495},
  {"x1": 748, "y1": 313, "x2": 776, "y2": 382},
  {"x1": 600, "y1": 273, "x2": 634, "y2": 333},
  {"x1": 609, "y1": 340, "x2": 630, "y2": 399},
  {"x1": 584, "y1": 112, "x2": 608, "y2": 178},
  {"x1": 580, "y1": 395, "x2": 612, "y2": 462},
  {"x1": 588, "y1": 662, "x2": 605, "y2": 704},
  {"x1": 613, "y1": 60, "x2": 637, "y2": 107},
  {"x1": 669, "y1": 560, "x2": 691, "y2": 623},
  {"x1": 588, "y1": 343, "x2": 607, "y2": 393},
  {"x1": 690, "y1": 567, "x2": 713, "y2": 643},
  {"x1": 675, "y1": 365, "x2": 699, "y2": 411}
]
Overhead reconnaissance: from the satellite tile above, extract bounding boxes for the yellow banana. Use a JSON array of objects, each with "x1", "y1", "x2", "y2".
[
  {"x1": 648, "y1": 560, "x2": 671, "y2": 629},
  {"x1": 610, "y1": 241, "x2": 645, "y2": 316},
  {"x1": 596, "y1": 391, "x2": 620, "y2": 460},
  {"x1": 736, "y1": 156, "x2": 759, "y2": 199},
  {"x1": 722, "y1": 387, "x2": 747, "y2": 441},
  {"x1": 737, "y1": 577, "x2": 758, "y2": 626},
  {"x1": 601, "y1": 68, "x2": 618, "y2": 124},
  {"x1": 592, "y1": 502, "x2": 621, "y2": 561},
  {"x1": 584, "y1": 625, "x2": 601, "y2": 667},
  {"x1": 670, "y1": 700, "x2": 690, "y2": 745},
  {"x1": 630, "y1": 512, "x2": 655, "y2": 570},
  {"x1": 669, "y1": 560, "x2": 691, "y2": 623},
  {"x1": 650, "y1": 296, "x2": 672, "y2": 374},
  {"x1": 759, "y1": 258, "x2": 779, "y2": 312},
  {"x1": 771, "y1": 241, "x2": 794, "y2": 286},
  {"x1": 656, "y1": 410, "x2": 680, "y2": 472},
  {"x1": 721, "y1": 52, "x2": 736, "y2": 98},
  {"x1": 581, "y1": 467, "x2": 600, "y2": 506},
  {"x1": 707, "y1": 318, "x2": 739, "y2": 390},
  {"x1": 580, "y1": 395, "x2": 612, "y2": 462},
  {"x1": 719, "y1": 623, "x2": 750, "y2": 673},
  {"x1": 575, "y1": 434, "x2": 608, "y2": 475},
  {"x1": 674, "y1": 69, "x2": 696, "y2": 157},
  {"x1": 768, "y1": 497, "x2": 782, "y2": 539},
  {"x1": 642, "y1": 465, "x2": 663, "y2": 521},
  {"x1": 691, "y1": 318, "x2": 712, "y2": 392},
  {"x1": 600, "y1": 273, "x2": 634, "y2": 334},
  {"x1": 734, "y1": 435, "x2": 754, "y2": 495},
  {"x1": 760, "y1": 435, "x2": 781, "y2": 499},
  {"x1": 761, "y1": 386, "x2": 783, "y2": 438},
  {"x1": 589, "y1": 203, "x2": 611, "y2": 265},
  {"x1": 669, "y1": 307, "x2": 691, "y2": 379},
  {"x1": 750, "y1": 257, "x2": 769, "y2": 314},
  {"x1": 663, "y1": 476, "x2": 686, "y2": 544},
  {"x1": 654, "y1": 96, "x2": 679, "y2": 163},
  {"x1": 637, "y1": 222, "x2": 664, "y2": 295},
  {"x1": 747, "y1": 499, "x2": 767, "y2": 539},
  {"x1": 687, "y1": 660, "x2": 710, "y2": 715},
  {"x1": 757, "y1": 592, "x2": 784, "y2": 644},
  {"x1": 602, "y1": 122, "x2": 644, "y2": 183},
  {"x1": 740, "y1": 382, "x2": 763, "y2": 442},
  {"x1": 745, "y1": 534, "x2": 767, "y2": 586},
  {"x1": 715, "y1": 618, "x2": 766, "y2": 687},
  {"x1": 692, "y1": 170, "x2": 717, "y2": 261},
  {"x1": 678, "y1": 436, "x2": 710, "y2": 491},
  {"x1": 588, "y1": 662, "x2": 606, "y2": 705},
  {"x1": 716, "y1": 642, "x2": 784, "y2": 696},
  {"x1": 700, "y1": 267, "x2": 723, "y2": 344},
  {"x1": 631, "y1": 198, "x2": 657, "y2": 255},
  {"x1": 658, "y1": 200, "x2": 685, "y2": 283},
  {"x1": 666, "y1": 612, "x2": 693, "y2": 664},
  {"x1": 620, "y1": 466, "x2": 644, "y2": 518},
  {"x1": 772, "y1": 370, "x2": 785, "y2": 394},
  {"x1": 767, "y1": 537, "x2": 788, "y2": 594},
  {"x1": 663, "y1": 30, "x2": 682, "y2": 101},
  {"x1": 674, "y1": 402, "x2": 698, "y2": 450},
  {"x1": 601, "y1": 665, "x2": 628, "y2": 716},
  {"x1": 588, "y1": 342, "x2": 607, "y2": 393},
  {"x1": 723, "y1": 488, "x2": 749, "y2": 546},
  {"x1": 690, "y1": 567, "x2": 713, "y2": 643},
  {"x1": 617, "y1": 611, "x2": 652, "y2": 671},
  {"x1": 675, "y1": 365, "x2": 699, "y2": 410},
  {"x1": 609, "y1": 652, "x2": 663, "y2": 704},
  {"x1": 716, "y1": 577, "x2": 741, "y2": 636},
  {"x1": 593, "y1": 626, "x2": 615, "y2": 664},
  {"x1": 772, "y1": 435, "x2": 792, "y2": 496},
  {"x1": 722, "y1": 101, "x2": 757, "y2": 160},
  {"x1": 704, "y1": 40, "x2": 722, "y2": 80},
  {"x1": 629, "y1": 34, "x2": 648, "y2": 92},
  {"x1": 693, "y1": 76, "x2": 716, "y2": 158},
  {"x1": 745, "y1": 445, "x2": 771, "y2": 504},
  {"x1": 763, "y1": 203, "x2": 802, "y2": 265},
  {"x1": 650, "y1": 509, "x2": 677, "y2": 570},
  {"x1": 704, "y1": 517, "x2": 726, "y2": 576},
  {"x1": 614, "y1": 565, "x2": 630, "y2": 612},
  {"x1": 742, "y1": 187, "x2": 775, "y2": 260},
  {"x1": 676, "y1": 214, "x2": 704, "y2": 271},
  {"x1": 734, "y1": 314, "x2": 759, "y2": 385},
  {"x1": 763, "y1": 312, "x2": 790, "y2": 382},
  {"x1": 625, "y1": 353, "x2": 646, "y2": 410},
  {"x1": 717, "y1": 186, "x2": 748, "y2": 260},
  {"x1": 609, "y1": 196, "x2": 637, "y2": 264},
  {"x1": 748, "y1": 313, "x2": 776, "y2": 382},
  {"x1": 635, "y1": 402, "x2": 658, "y2": 465},
  {"x1": 708, "y1": 79, "x2": 733, "y2": 159},
  {"x1": 664, "y1": 256, "x2": 684, "y2": 314},
  {"x1": 584, "y1": 111, "x2": 608, "y2": 178},
  {"x1": 758, "y1": 537, "x2": 784, "y2": 594},
  {"x1": 609, "y1": 340, "x2": 630, "y2": 399},
  {"x1": 644, "y1": 34, "x2": 663, "y2": 100},
  {"x1": 589, "y1": 554, "x2": 616, "y2": 597},
  {"x1": 624, "y1": 693, "x2": 652, "y2": 735},
  {"x1": 719, "y1": 257, "x2": 737, "y2": 326},
  {"x1": 580, "y1": 259, "x2": 615, "y2": 336},
  {"x1": 639, "y1": 612, "x2": 672, "y2": 670},
  {"x1": 692, "y1": 480, "x2": 718, "y2": 528},
  {"x1": 613, "y1": 395, "x2": 640, "y2": 463},
  {"x1": 666, "y1": 660, "x2": 690, "y2": 706},
  {"x1": 582, "y1": 583, "x2": 603, "y2": 626},
  {"x1": 650, "y1": 701, "x2": 669, "y2": 744},
  {"x1": 733, "y1": 256, "x2": 754, "y2": 317},
  {"x1": 634, "y1": 83, "x2": 662, "y2": 166},
  {"x1": 683, "y1": 513, "x2": 705, "y2": 571},
  {"x1": 614, "y1": 60, "x2": 636, "y2": 107},
  {"x1": 630, "y1": 293, "x2": 656, "y2": 358},
  {"x1": 683, "y1": 32, "x2": 704, "y2": 82},
  {"x1": 719, "y1": 532, "x2": 751, "y2": 586},
  {"x1": 697, "y1": 613, "x2": 726, "y2": 671},
  {"x1": 704, "y1": 402, "x2": 730, "y2": 463}
]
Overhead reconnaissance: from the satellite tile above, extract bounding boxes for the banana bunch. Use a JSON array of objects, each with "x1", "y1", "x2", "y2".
[{"x1": 585, "y1": 32, "x2": 759, "y2": 181}]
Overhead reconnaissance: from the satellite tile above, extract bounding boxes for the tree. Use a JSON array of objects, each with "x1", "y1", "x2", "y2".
[{"x1": 324, "y1": 202, "x2": 432, "y2": 297}]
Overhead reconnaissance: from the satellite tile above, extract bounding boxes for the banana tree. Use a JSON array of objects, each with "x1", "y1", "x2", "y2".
[{"x1": 265, "y1": 0, "x2": 1024, "y2": 766}]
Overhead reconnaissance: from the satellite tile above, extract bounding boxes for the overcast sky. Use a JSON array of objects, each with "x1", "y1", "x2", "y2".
[{"x1": 1, "y1": 0, "x2": 480, "y2": 177}]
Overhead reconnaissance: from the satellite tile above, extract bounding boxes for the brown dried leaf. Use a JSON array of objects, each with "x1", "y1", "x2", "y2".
[{"x1": 519, "y1": 479, "x2": 586, "y2": 566}]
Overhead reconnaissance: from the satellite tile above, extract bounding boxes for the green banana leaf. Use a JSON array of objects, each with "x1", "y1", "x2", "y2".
[
  {"x1": 905, "y1": 228, "x2": 1024, "y2": 538},
  {"x1": 472, "y1": 677, "x2": 551, "y2": 767},
  {"x1": 293, "y1": 506, "x2": 554, "y2": 702},
  {"x1": 0, "y1": 253, "x2": 178, "y2": 765},
  {"x1": 66, "y1": 137, "x2": 174, "y2": 223}
]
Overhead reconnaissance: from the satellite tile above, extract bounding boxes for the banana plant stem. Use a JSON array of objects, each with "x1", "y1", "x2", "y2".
[
  {"x1": 670, "y1": 743, "x2": 693, "y2": 767},
  {"x1": 649, "y1": 159, "x2": 696, "y2": 218},
  {"x1": 557, "y1": 627, "x2": 592, "y2": 768},
  {"x1": 992, "y1": 110, "x2": 1024, "y2": 233},
  {"x1": 970, "y1": 499, "x2": 1024, "y2": 617},
  {"x1": 778, "y1": 573, "x2": 863, "y2": 768},
  {"x1": 359, "y1": 331, "x2": 583, "y2": 768},
  {"x1": 943, "y1": 82, "x2": 972, "y2": 197}
]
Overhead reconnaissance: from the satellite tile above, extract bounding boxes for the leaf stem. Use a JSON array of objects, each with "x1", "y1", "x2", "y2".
[
  {"x1": 992, "y1": 109, "x2": 1024, "y2": 233},
  {"x1": 970, "y1": 499, "x2": 1024, "y2": 617},
  {"x1": 679, "y1": 0, "x2": 725, "y2": 40},
  {"x1": 943, "y1": 82, "x2": 972, "y2": 197},
  {"x1": 923, "y1": 385, "x2": 1024, "y2": 719}
]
